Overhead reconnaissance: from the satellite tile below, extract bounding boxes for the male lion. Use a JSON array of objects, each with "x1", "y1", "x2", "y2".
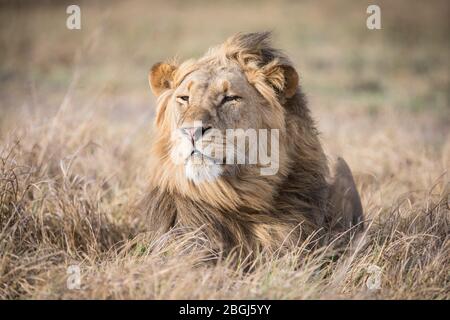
[{"x1": 143, "y1": 32, "x2": 363, "y2": 259}]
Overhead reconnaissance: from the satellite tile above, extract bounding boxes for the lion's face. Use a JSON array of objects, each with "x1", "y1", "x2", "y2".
[
  {"x1": 168, "y1": 64, "x2": 279, "y2": 183},
  {"x1": 148, "y1": 33, "x2": 299, "y2": 185}
]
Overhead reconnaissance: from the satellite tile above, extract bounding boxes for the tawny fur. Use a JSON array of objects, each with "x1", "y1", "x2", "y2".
[{"x1": 142, "y1": 32, "x2": 363, "y2": 259}]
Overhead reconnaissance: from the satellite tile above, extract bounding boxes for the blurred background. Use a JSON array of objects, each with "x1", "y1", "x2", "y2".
[{"x1": 0, "y1": 0, "x2": 449, "y2": 174}]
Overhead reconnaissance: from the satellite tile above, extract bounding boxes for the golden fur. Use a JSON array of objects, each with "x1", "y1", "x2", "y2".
[{"x1": 142, "y1": 32, "x2": 363, "y2": 259}]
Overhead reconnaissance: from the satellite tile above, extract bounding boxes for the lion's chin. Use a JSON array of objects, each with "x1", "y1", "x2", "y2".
[{"x1": 185, "y1": 156, "x2": 223, "y2": 184}]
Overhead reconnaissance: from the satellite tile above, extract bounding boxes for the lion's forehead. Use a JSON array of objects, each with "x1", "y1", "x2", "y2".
[{"x1": 176, "y1": 66, "x2": 248, "y2": 96}]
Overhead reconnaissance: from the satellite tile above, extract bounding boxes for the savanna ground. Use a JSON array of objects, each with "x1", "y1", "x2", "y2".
[{"x1": 0, "y1": 0, "x2": 449, "y2": 299}]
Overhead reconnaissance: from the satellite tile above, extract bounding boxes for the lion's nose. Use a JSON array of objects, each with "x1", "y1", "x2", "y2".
[{"x1": 181, "y1": 126, "x2": 212, "y2": 142}]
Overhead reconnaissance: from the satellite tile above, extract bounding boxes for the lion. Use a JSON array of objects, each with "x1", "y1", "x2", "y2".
[{"x1": 142, "y1": 32, "x2": 363, "y2": 259}]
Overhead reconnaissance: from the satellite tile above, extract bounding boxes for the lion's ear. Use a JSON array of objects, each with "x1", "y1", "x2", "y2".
[
  {"x1": 262, "y1": 64, "x2": 299, "y2": 99},
  {"x1": 281, "y1": 65, "x2": 299, "y2": 99},
  {"x1": 148, "y1": 62, "x2": 178, "y2": 97}
]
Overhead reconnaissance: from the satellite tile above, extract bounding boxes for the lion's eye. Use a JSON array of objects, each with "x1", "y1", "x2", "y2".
[
  {"x1": 222, "y1": 95, "x2": 241, "y2": 104},
  {"x1": 177, "y1": 96, "x2": 189, "y2": 103}
]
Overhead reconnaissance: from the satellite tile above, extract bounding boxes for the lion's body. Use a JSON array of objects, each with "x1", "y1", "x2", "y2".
[{"x1": 143, "y1": 32, "x2": 363, "y2": 258}]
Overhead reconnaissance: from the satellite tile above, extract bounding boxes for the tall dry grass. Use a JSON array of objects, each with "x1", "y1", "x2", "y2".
[{"x1": 0, "y1": 0, "x2": 449, "y2": 299}]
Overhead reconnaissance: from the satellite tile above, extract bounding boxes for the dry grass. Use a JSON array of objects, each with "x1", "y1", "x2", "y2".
[{"x1": 0, "y1": 0, "x2": 449, "y2": 299}]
